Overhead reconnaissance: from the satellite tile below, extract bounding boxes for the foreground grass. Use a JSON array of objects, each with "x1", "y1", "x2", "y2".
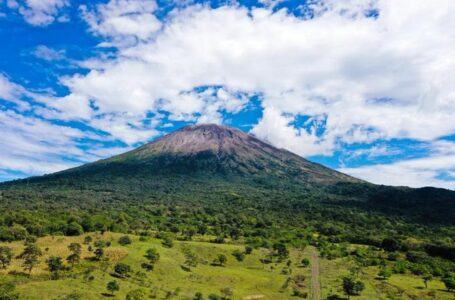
[
  {"x1": 1, "y1": 234, "x2": 454, "y2": 299},
  {"x1": 0, "y1": 233, "x2": 309, "y2": 299}
]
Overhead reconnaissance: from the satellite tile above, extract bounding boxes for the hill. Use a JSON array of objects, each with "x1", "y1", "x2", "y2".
[
  {"x1": 1, "y1": 124, "x2": 455, "y2": 299},
  {"x1": 0, "y1": 123, "x2": 454, "y2": 257}
]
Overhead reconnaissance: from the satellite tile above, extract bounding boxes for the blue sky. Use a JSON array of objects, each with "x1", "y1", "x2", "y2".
[{"x1": 1, "y1": 0, "x2": 455, "y2": 189}]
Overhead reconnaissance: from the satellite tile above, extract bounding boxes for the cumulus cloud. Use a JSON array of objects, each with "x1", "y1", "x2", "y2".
[
  {"x1": 3, "y1": 0, "x2": 455, "y2": 188},
  {"x1": 80, "y1": 0, "x2": 161, "y2": 47},
  {"x1": 7, "y1": 0, "x2": 70, "y2": 26},
  {"x1": 46, "y1": 0, "x2": 455, "y2": 154},
  {"x1": 339, "y1": 141, "x2": 455, "y2": 189},
  {"x1": 0, "y1": 108, "x2": 133, "y2": 178},
  {"x1": 0, "y1": 77, "x2": 130, "y2": 179}
]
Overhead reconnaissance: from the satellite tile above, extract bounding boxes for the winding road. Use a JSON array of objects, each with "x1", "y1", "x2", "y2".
[{"x1": 309, "y1": 246, "x2": 321, "y2": 300}]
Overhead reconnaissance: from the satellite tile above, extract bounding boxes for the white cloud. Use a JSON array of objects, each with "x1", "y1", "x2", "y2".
[
  {"x1": 8, "y1": 0, "x2": 69, "y2": 26},
  {"x1": 3, "y1": 0, "x2": 455, "y2": 188},
  {"x1": 45, "y1": 0, "x2": 455, "y2": 157},
  {"x1": 251, "y1": 106, "x2": 333, "y2": 156},
  {"x1": 0, "y1": 74, "x2": 31, "y2": 110},
  {"x1": 339, "y1": 140, "x2": 455, "y2": 189},
  {"x1": 80, "y1": 0, "x2": 161, "y2": 47},
  {"x1": 340, "y1": 155, "x2": 455, "y2": 190},
  {"x1": 33, "y1": 45, "x2": 66, "y2": 61},
  {"x1": 0, "y1": 109, "x2": 133, "y2": 177}
]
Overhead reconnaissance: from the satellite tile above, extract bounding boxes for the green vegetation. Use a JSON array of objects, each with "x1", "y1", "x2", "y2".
[
  {"x1": 0, "y1": 233, "x2": 453, "y2": 299},
  {"x1": 0, "y1": 124, "x2": 454, "y2": 299}
]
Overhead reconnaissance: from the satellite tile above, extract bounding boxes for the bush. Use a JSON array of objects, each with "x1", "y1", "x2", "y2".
[
  {"x1": 145, "y1": 248, "x2": 160, "y2": 264},
  {"x1": 126, "y1": 289, "x2": 146, "y2": 300},
  {"x1": 193, "y1": 292, "x2": 204, "y2": 300},
  {"x1": 0, "y1": 283, "x2": 19, "y2": 300},
  {"x1": 140, "y1": 262, "x2": 154, "y2": 271},
  {"x1": 212, "y1": 254, "x2": 227, "y2": 266},
  {"x1": 300, "y1": 258, "x2": 310, "y2": 267},
  {"x1": 231, "y1": 250, "x2": 245, "y2": 262},
  {"x1": 292, "y1": 289, "x2": 307, "y2": 298},
  {"x1": 118, "y1": 235, "x2": 132, "y2": 246},
  {"x1": 114, "y1": 263, "x2": 132, "y2": 277},
  {"x1": 162, "y1": 237, "x2": 174, "y2": 248},
  {"x1": 66, "y1": 223, "x2": 83, "y2": 236}
]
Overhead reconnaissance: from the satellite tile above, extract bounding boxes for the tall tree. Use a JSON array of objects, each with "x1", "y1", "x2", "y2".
[
  {"x1": 18, "y1": 239, "x2": 42, "y2": 274},
  {"x1": 342, "y1": 276, "x2": 365, "y2": 300},
  {"x1": 106, "y1": 280, "x2": 119, "y2": 295},
  {"x1": 66, "y1": 243, "x2": 82, "y2": 266},
  {"x1": 46, "y1": 256, "x2": 64, "y2": 279},
  {"x1": 0, "y1": 246, "x2": 13, "y2": 269}
]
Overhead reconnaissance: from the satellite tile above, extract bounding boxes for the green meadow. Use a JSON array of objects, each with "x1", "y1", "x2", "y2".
[{"x1": 0, "y1": 233, "x2": 453, "y2": 299}]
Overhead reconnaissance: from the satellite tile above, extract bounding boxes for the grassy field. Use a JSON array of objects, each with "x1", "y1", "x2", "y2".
[
  {"x1": 0, "y1": 233, "x2": 453, "y2": 299},
  {"x1": 0, "y1": 233, "x2": 309, "y2": 300},
  {"x1": 318, "y1": 254, "x2": 454, "y2": 300}
]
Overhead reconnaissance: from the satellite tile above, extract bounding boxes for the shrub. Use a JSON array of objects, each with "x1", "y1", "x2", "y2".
[
  {"x1": 231, "y1": 250, "x2": 245, "y2": 262},
  {"x1": 118, "y1": 235, "x2": 132, "y2": 246},
  {"x1": 66, "y1": 223, "x2": 83, "y2": 236},
  {"x1": 162, "y1": 237, "x2": 174, "y2": 248},
  {"x1": 126, "y1": 289, "x2": 146, "y2": 300},
  {"x1": 300, "y1": 258, "x2": 310, "y2": 267},
  {"x1": 106, "y1": 280, "x2": 119, "y2": 295},
  {"x1": 145, "y1": 248, "x2": 160, "y2": 264},
  {"x1": 114, "y1": 263, "x2": 132, "y2": 277}
]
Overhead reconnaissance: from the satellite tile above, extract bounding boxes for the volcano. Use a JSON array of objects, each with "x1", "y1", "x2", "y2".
[
  {"x1": 1, "y1": 124, "x2": 454, "y2": 225},
  {"x1": 79, "y1": 123, "x2": 359, "y2": 183}
]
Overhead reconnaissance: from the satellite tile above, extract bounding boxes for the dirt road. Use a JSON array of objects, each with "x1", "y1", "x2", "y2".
[{"x1": 309, "y1": 246, "x2": 321, "y2": 300}]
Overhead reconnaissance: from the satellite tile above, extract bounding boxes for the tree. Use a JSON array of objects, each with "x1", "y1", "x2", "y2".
[
  {"x1": 47, "y1": 256, "x2": 64, "y2": 279},
  {"x1": 0, "y1": 283, "x2": 19, "y2": 300},
  {"x1": 342, "y1": 276, "x2": 365, "y2": 299},
  {"x1": 67, "y1": 243, "x2": 81, "y2": 266},
  {"x1": 126, "y1": 289, "x2": 146, "y2": 300},
  {"x1": 213, "y1": 254, "x2": 227, "y2": 266},
  {"x1": 94, "y1": 248, "x2": 104, "y2": 260},
  {"x1": 66, "y1": 222, "x2": 84, "y2": 236},
  {"x1": 19, "y1": 240, "x2": 42, "y2": 274},
  {"x1": 140, "y1": 262, "x2": 154, "y2": 271},
  {"x1": 231, "y1": 250, "x2": 245, "y2": 262},
  {"x1": 118, "y1": 235, "x2": 132, "y2": 246},
  {"x1": 68, "y1": 243, "x2": 82, "y2": 255},
  {"x1": 423, "y1": 273, "x2": 433, "y2": 289},
  {"x1": 442, "y1": 273, "x2": 455, "y2": 291},
  {"x1": 381, "y1": 238, "x2": 401, "y2": 252},
  {"x1": 145, "y1": 248, "x2": 160, "y2": 264},
  {"x1": 245, "y1": 246, "x2": 253, "y2": 255},
  {"x1": 194, "y1": 292, "x2": 204, "y2": 300},
  {"x1": 114, "y1": 263, "x2": 132, "y2": 277},
  {"x1": 162, "y1": 237, "x2": 174, "y2": 248},
  {"x1": 300, "y1": 258, "x2": 310, "y2": 268},
  {"x1": 0, "y1": 246, "x2": 13, "y2": 269},
  {"x1": 107, "y1": 280, "x2": 119, "y2": 295},
  {"x1": 273, "y1": 243, "x2": 289, "y2": 260},
  {"x1": 378, "y1": 267, "x2": 392, "y2": 280},
  {"x1": 84, "y1": 236, "x2": 93, "y2": 244}
]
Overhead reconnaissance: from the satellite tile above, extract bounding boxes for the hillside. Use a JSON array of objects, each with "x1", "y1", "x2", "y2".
[
  {"x1": 0, "y1": 124, "x2": 454, "y2": 259},
  {"x1": 1, "y1": 124, "x2": 455, "y2": 299}
]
